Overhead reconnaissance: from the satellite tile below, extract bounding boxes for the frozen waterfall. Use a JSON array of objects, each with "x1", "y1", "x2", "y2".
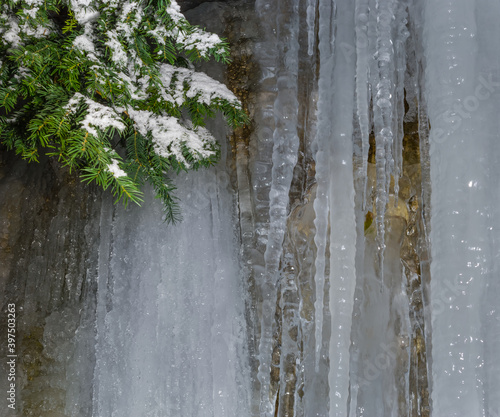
[{"x1": 2, "y1": 0, "x2": 500, "y2": 416}]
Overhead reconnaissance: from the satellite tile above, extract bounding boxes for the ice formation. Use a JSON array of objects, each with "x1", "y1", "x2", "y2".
[{"x1": 249, "y1": 0, "x2": 500, "y2": 415}]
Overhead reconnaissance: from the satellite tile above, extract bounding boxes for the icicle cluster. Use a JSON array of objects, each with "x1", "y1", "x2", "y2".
[{"x1": 351, "y1": 0, "x2": 409, "y2": 277}]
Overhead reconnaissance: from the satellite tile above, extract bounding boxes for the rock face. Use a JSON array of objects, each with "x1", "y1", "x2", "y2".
[
  {"x1": 0, "y1": 152, "x2": 102, "y2": 416},
  {"x1": 178, "y1": 0, "x2": 224, "y2": 13}
]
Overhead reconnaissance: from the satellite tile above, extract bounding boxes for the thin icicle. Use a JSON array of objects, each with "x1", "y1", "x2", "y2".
[
  {"x1": 372, "y1": 0, "x2": 396, "y2": 279},
  {"x1": 312, "y1": 0, "x2": 335, "y2": 373},
  {"x1": 412, "y1": 0, "x2": 431, "y2": 235},
  {"x1": 354, "y1": 0, "x2": 371, "y2": 210},
  {"x1": 307, "y1": 0, "x2": 317, "y2": 56},
  {"x1": 312, "y1": 153, "x2": 329, "y2": 373},
  {"x1": 393, "y1": 1, "x2": 410, "y2": 201},
  {"x1": 276, "y1": 266, "x2": 300, "y2": 416},
  {"x1": 256, "y1": 0, "x2": 301, "y2": 414}
]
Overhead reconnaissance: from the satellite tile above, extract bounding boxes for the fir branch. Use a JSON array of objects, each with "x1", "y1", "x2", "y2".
[{"x1": 0, "y1": 0, "x2": 247, "y2": 223}]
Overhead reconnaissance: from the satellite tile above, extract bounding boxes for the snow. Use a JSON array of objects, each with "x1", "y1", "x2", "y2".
[
  {"x1": 185, "y1": 70, "x2": 240, "y2": 105},
  {"x1": 12, "y1": 66, "x2": 30, "y2": 81},
  {"x1": 166, "y1": 0, "x2": 184, "y2": 23},
  {"x1": 65, "y1": 93, "x2": 126, "y2": 137},
  {"x1": 157, "y1": 63, "x2": 240, "y2": 108},
  {"x1": 107, "y1": 158, "x2": 127, "y2": 178},
  {"x1": 104, "y1": 31, "x2": 127, "y2": 67},
  {"x1": 115, "y1": 2, "x2": 144, "y2": 41},
  {"x1": 126, "y1": 108, "x2": 216, "y2": 167},
  {"x1": 177, "y1": 30, "x2": 223, "y2": 58},
  {"x1": 74, "y1": 32, "x2": 96, "y2": 54},
  {"x1": 2, "y1": 16, "x2": 21, "y2": 47},
  {"x1": 24, "y1": 7, "x2": 39, "y2": 19},
  {"x1": 69, "y1": 0, "x2": 99, "y2": 25}
]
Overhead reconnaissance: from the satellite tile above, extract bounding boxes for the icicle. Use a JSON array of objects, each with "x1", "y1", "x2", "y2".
[
  {"x1": 328, "y1": 1, "x2": 357, "y2": 415},
  {"x1": 276, "y1": 264, "x2": 300, "y2": 416},
  {"x1": 372, "y1": 0, "x2": 396, "y2": 280},
  {"x1": 417, "y1": 93, "x2": 431, "y2": 234},
  {"x1": 307, "y1": 0, "x2": 316, "y2": 56},
  {"x1": 411, "y1": 0, "x2": 431, "y2": 235},
  {"x1": 312, "y1": 0, "x2": 335, "y2": 373},
  {"x1": 354, "y1": 0, "x2": 370, "y2": 210},
  {"x1": 393, "y1": 1, "x2": 409, "y2": 201},
  {"x1": 256, "y1": 0, "x2": 301, "y2": 414},
  {"x1": 250, "y1": 0, "x2": 280, "y2": 411},
  {"x1": 312, "y1": 155, "x2": 329, "y2": 374}
]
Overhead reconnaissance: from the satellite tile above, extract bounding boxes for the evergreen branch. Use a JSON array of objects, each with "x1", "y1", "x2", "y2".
[{"x1": 0, "y1": 0, "x2": 248, "y2": 222}]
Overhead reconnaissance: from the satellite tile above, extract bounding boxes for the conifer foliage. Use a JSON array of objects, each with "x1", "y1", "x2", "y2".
[{"x1": 0, "y1": 0, "x2": 246, "y2": 222}]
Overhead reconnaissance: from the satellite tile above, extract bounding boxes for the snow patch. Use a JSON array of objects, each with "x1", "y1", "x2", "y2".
[
  {"x1": 108, "y1": 158, "x2": 127, "y2": 178},
  {"x1": 65, "y1": 93, "x2": 126, "y2": 136},
  {"x1": 126, "y1": 108, "x2": 216, "y2": 167}
]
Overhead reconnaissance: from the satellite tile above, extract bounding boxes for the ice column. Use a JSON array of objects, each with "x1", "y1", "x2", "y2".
[
  {"x1": 311, "y1": 0, "x2": 358, "y2": 414},
  {"x1": 327, "y1": 1, "x2": 358, "y2": 415},
  {"x1": 256, "y1": 0, "x2": 301, "y2": 414},
  {"x1": 424, "y1": 0, "x2": 500, "y2": 415},
  {"x1": 312, "y1": 0, "x2": 335, "y2": 373}
]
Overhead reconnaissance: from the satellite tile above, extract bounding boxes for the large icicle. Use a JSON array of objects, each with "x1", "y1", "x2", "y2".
[
  {"x1": 327, "y1": 1, "x2": 358, "y2": 415},
  {"x1": 372, "y1": 0, "x2": 397, "y2": 279},
  {"x1": 354, "y1": 0, "x2": 371, "y2": 209},
  {"x1": 249, "y1": 0, "x2": 280, "y2": 411},
  {"x1": 312, "y1": 0, "x2": 335, "y2": 373},
  {"x1": 423, "y1": 0, "x2": 500, "y2": 415},
  {"x1": 256, "y1": 0, "x2": 301, "y2": 414}
]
